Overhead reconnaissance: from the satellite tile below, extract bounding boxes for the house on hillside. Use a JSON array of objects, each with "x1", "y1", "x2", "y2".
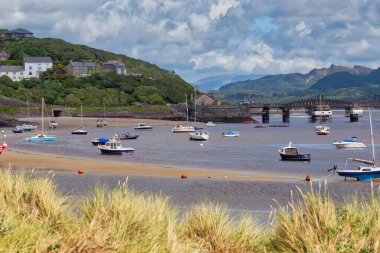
[
  {"x1": 0, "y1": 51, "x2": 10, "y2": 61},
  {"x1": 4, "y1": 29, "x2": 34, "y2": 39},
  {"x1": 0, "y1": 66, "x2": 24, "y2": 81},
  {"x1": 102, "y1": 60, "x2": 127, "y2": 76},
  {"x1": 23, "y1": 57, "x2": 53, "y2": 78},
  {"x1": 195, "y1": 95, "x2": 222, "y2": 106},
  {"x1": 67, "y1": 61, "x2": 100, "y2": 77}
]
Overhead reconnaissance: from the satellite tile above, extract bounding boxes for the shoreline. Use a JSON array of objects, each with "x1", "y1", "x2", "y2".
[{"x1": 1, "y1": 148, "x2": 302, "y2": 182}]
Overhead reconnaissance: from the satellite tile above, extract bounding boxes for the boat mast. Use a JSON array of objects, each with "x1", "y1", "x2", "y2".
[
  {"x1": 369, "y1": 108, "x2": 376, "y2": 164},
  {"x1": 41, "y1": 98, "x2": 44, "y2": 134},
  {"x1": 194, "y1": 87, "x2": 197, "y2": 126},
  {"x1": 185, "y1": 94, "x2": 189, "y2": 126},
  {"x1": 27, "y1": 98, "x2": 30, "y2": 118}
]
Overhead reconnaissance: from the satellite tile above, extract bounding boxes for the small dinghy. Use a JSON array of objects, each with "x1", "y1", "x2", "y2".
[
  {"x1": 134, "y1": 123, "x2": 153, "y2": 130},
  {"x1": 279, "y1": 141, "x2": 311, "y2": 161},
  {"x1": 222, "y1": 131, "x2": 239, "y2": 137},
  {"x1": 189, "y1": 131, "x2": 209, "y2": 141},
  {"x1": 91, "y1": 137, "x2": 110, "y2": 146},
  {"x1": 116, "y1": 133, "x2": 139, "y2": 140}
]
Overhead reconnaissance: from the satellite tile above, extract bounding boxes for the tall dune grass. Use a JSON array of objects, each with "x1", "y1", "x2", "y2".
[{"x1": 2, "y1": 169, "x2": 380, "y2": 252}]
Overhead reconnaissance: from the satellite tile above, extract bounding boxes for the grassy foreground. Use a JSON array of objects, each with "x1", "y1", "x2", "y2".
[{"x1": 1, "y1": 170, "x2": 380, "y2": 252}]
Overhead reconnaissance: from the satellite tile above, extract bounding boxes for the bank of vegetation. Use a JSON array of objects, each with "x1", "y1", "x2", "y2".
[
  {"x1": 1, "y1": 170, "x2": 379, "y2": 252},
  {"x1": 0, "y1": 38, "x2": 195, "y2": 107}
]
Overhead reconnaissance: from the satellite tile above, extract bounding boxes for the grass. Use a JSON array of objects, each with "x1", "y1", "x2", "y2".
[{"x1": 2, "y1": 170, "x2": 380, "y2": 252}]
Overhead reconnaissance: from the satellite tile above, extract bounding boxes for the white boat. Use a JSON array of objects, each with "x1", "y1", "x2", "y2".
[
  {"x1": 134, "y1": 123, "x2": 153, "y2": 130},
  {"x1": 26, "y1": 98, "x2": 56, "y2": 142},
  {"x1": 98, "y1": 138, "x2": 135, "y2": 155},
  {"x1": 206, "y1": 121, "x2": 216, "y2": 127},
  {"x1": 172, "y1": 94, "x2": 195, "y2": 133},
  {"x1": 333, "y1": 137, "x2": 365, "y2": 148},
  {"x1": 189, "y1": 131, "x2": 209, "y2": 141},
  {"x1": 222, "y1": 131, "x2": 239, "y2": 137},
  {"x1": 315, "y1": 125, "x2": 330, "y2": 135},
  {"x1": 72, "y1": 105, "x2": 88, "y2": 135},
  {"x1": 331, "y1": 109, "x2": 380, "y2": 181},
  {"x1": 172, "y1": 124, "x2": 195, "y2": 133},
  {"x1": 20, "y1": 123, "x2": 38, "y2": 131}
]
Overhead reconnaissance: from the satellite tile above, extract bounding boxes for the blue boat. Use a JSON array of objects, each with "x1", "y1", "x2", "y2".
[
  {"x1": 26, "y1": 134, "x2": 56, "y2": 142},
  {"x1": 91, "y1": 137, "x2": 110, "y2": 146},
  {"x1": 194, "y1": 126, "x2": 204, "y2": 130},
  {"x1": 332, "y1": 109, "x2": 380, "y2": 181},
  {"x1": 98, "y1": 138, "x2": 135, "y2": 155},
  {"x1": 279, "y1": 141, "x2": 311, "y2": 161}
]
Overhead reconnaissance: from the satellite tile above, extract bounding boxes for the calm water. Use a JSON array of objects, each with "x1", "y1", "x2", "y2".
[
  {"x1": 6, "y1": 111, "x2": 380, "y2": 180},
  {"x1": 3, "y1": 111, "x2": 380, "y2": 217}
]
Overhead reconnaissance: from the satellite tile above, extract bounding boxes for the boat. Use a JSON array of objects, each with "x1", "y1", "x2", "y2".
[
  {"x1": 193, "y1": 87, "x2": 204, "y2": 131},
  {"x1": 49, "y1": 120, "x2": 58, "y2": 129},
  {"x1": 189, "y1": 131, "x2": 209, "y2": 141},
  {"x1": 91, "y1": 137, "x2": 110, "y2": 146},
  {"x1": 12, "y1": 126, "x2": 24, "y2": 133},
  {"x1": 194, "y1": 126, "x2": 204, "y2": 130},
  {"x1": 331, "y1": 109, "x2": 380, "y2": 181},
  {"x1": 134, "y1": 123, "x2": 153, "y2": 130},
  {"x1": 278, "y1": 141, "x2": 311, "y2": 161},
  {"x1": 20, "y1": 123, "x2": 38, "y2": 131},
  {"x1": 0, "y1": 131, "x2": 8, "y2": 155},
  {"x1": 244, "y1": 120, "x2": 259, "y2": 124},
  {"x1": 72, "y1": 105, "x2": 88, "y2": 135},
  {"x1": 26, "y1": 98, "x2": 56, "y2": 142},
  {"x1": 98, "y1": 138, "x2": 135, "y2": 155},
  {"x1": 206, "y1": 121, "x2": 215, "y2": 127},
  {"x1": 333, "y1": 137, "x2": 366, "y2": 148},
  {"x1": 172, "y1": 95, "x2": 195, "y2": 133},
  {"x1": 315, "y1": 125, "x2": 330, "y2": 135},
  {"x1": 116, "y1": 133, "x2": 139, "y2": 140},
  {"x1": 172, "y1": 124, "x2": 195, "y2": 133},
  {"x1": 254, "y1": 125, "x2": 266, "y2": 128},
  {"x1": 222, "y1": 131, "x2": 239, "y2": 137}
]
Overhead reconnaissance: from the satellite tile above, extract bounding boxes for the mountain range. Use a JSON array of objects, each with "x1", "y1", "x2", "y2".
[
  {"x1": 193, "y1": 74, "x2": 265, "y2": 92},
  {"x1": 215, "y1": 64, "x2": 380, "y2": 103}
]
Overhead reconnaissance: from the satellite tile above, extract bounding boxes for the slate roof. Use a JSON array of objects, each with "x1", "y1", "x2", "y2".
[
  {"x1": 0, "y1": 66, "x2": 23, "y2": 72},
  {"x1": 23, "y1": 57, "x2": 52, "y2": 63},
  {"x1": 104, "y1": 60, "x2": 125, "y2": 66},
  {"x1": 71, "y1": 61, "x2": 99, "y2": 67},
  {"x1": 6, "y1": 29, "x2": 33, "y2": 34}
]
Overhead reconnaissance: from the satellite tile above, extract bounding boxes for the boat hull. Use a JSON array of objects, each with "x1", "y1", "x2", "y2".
[
  {"x1": 280, "y1": 153, "x2": 311, "y2": 161},
  {"x1": 99, "y1": 148, "x2": 135, "y2": 155},
  {"x1": 72, "y1": 131, "x2": 88, "y2": 135},
  {"x1": 333, "y1": 143, "x2": 366, "y2": 148},
  {"x1": 337, "y1": 170, "x2": 380, "y2": 181},
  {"x1": 26, "y1": 136, "x2": 56, "y2": 142},
  {"x1": 134, "y1": 127, "x2": 153, "y2": 131}
]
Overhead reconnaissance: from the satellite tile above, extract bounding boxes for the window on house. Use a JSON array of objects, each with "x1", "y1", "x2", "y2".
[
  {"x1": 29, "y1": 72, "x2": 32, "y2": 75},
  {"x1": 29, "y1": 66, "x2": 32, "y2": 70}
]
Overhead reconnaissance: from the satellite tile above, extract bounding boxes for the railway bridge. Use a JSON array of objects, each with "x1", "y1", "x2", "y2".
[{"x1": 181, "y1": 96, "x2": 380, "y2": 123}]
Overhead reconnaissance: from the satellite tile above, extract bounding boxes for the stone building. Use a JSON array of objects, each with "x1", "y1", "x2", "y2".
[
  {"x1": 67, "y1": 61, "x2": 100, "y2": 77},
  {"x1": 103, "y1": 60, "x2": 127, "y2": 76}
]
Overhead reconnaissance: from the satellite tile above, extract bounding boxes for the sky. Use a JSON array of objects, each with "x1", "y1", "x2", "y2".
[{"x1": 1, "y1": 0, "x2": 380, "y2": 82}]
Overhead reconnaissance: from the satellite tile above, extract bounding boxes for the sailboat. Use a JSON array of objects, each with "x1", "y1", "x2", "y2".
[
  {"x1": 26, "y1": 98, "x2": 56, "y2": 142},
  {"x1": 0, "y1": 131, "x2": 8, "y2": 155},
  {"x1": 189, "y1": 87, "x2": 209, "y2": 141},
  {"x1": 72, "y1": 105, "x2": 88, "y2": 135},
  {"x1": 172, "y1": 94, "x2": 195, "y2": 133},
  {"x1": 330, "y1": 109, "x2": 380, "y2": 181}
]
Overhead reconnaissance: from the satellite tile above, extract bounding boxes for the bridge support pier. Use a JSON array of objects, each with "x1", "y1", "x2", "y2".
[
  {"x1": 262, "y1": 106, "x2": 270, "y2": 124},
  {"x1": 281, "y1": 108, "x2": 290, "y2": 123},
  {"x1": 345, "y1": 106, "x2": 363, "y2": 122},
  {"x1": 310, "y1": 104, "x2": 332, "y2": 123}
]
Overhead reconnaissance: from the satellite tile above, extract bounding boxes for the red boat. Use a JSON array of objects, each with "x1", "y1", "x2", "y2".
[{"x1": 244, "y1": 120, "x2": 259, "y2": 124}]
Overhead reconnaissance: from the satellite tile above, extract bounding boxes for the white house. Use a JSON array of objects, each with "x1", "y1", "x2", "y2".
[
  {"x1": 22, "y1": 57, "x2": 53, "y2": 78},
  {"x1": 0, "y1": 66, "x2": 24, "y2": 81}
]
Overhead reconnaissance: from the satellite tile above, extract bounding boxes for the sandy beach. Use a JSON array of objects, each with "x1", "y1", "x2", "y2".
[{"x1": 2, "y1": 116, "x2": 301, "y2": 182}]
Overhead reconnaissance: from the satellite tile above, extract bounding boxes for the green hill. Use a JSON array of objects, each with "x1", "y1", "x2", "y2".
[{"x1": 0, "y1": 38, "x2": 194, "y2": 106}]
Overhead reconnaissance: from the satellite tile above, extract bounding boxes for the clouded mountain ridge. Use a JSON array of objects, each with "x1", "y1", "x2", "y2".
[{"x1": 219, "y1": 64, "x2": 374, "y2": 92}]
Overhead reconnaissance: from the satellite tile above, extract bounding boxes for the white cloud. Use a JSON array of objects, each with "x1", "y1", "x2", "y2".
[{"x1": 209, "y1": 0, "x2": 239, "y2": 20}]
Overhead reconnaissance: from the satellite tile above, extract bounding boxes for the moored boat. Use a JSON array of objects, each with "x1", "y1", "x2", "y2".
[
  {"x1": 26, "y1": 98, "x2": 56, "y2": 142},
  {"x1": 134, "y1": 123, "x2": 153, "y2": 130},
  {"x1": 189, "y1": 131, "x2": 209, "y2": 141},
  {"x1": 331, "y1": 109, "x2": 380, "y2": 181},
  {"x1": 20, "y1": 123, "x2": 38, "y2": 131},
  {"x1": 12, "y1": 126, "x2": 24, "y2": 133},
  {"x1": 172, "y1": 125, "x2": 195, "y2": 133},
  {"x1": 333, "y1": 137, "x2": 365, "y2": 148},
  {"x1": 279, "y1": 141, "x2": 311, "y2": 161},
  {"x1": 98, "y1": 138, "x2": 135, "y2": 155},
  {"x1": 72, "y1": 105, "x2": 88, "y2": 135},
  {"x1": 315, "y1": 125, "x2": 330, "y2": 135},
  {"x1": 206, "y1": 121, "x2": 215, "y2": 127},
  {"x1": 0, "y1": 131, "x2": 8, "y2": 155},
  {"x1": 91, "y1": 137, "x2": 110, "y2": 146},
  {"x1": 222, "y1": 131, "x2": 239, "y2": 137},
  {"x1": 116, "y1": 133, "x2": 139, "y2": 140}
]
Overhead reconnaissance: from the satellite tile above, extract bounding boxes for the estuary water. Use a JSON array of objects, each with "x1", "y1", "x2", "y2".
[{"x1": 7, "y1": 110, "x2": 380, "y2": 181}]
